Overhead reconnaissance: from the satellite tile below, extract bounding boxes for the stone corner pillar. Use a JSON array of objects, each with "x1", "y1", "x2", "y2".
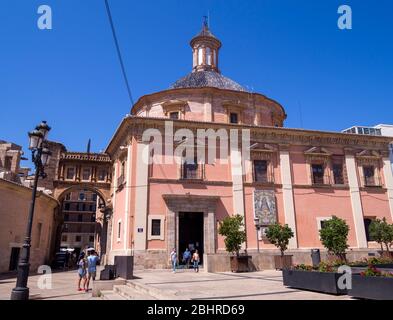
[
  {"x1": 279, "y1": 145, "x2": 298, "y2": 249},
  {"x1": 345, "y1": 151, "x2": 368, "y2": 248}
]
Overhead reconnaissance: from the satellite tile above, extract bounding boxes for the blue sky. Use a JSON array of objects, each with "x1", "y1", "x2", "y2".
[{"x1": 1, "y1": 1, "x2": 392, "y2": 165}]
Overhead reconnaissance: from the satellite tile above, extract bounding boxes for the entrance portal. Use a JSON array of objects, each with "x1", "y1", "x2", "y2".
[{"x1": 179, "y1": 212, "x2": 204, "y2": 265}]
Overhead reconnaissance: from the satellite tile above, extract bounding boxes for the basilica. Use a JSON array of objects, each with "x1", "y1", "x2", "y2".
[{"x1": 97, "y1": 22, "x2": 393, "y2": 270}]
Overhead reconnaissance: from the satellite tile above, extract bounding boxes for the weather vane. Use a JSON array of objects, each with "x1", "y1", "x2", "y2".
[{"x1": 203, "y1": 15, "x2": 209, "y2": 28}]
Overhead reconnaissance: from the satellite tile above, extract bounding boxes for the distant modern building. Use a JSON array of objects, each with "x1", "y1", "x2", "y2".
[
  {"x1": 342, "y1": 124, "x2": 393, "y2": 137},
  {"x1": 342, "y1": 124, "x2": 393, "y2": 172}
]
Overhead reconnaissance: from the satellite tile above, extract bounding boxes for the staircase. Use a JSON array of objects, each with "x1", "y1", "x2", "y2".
[{"x1": 100, "y1": 279, "x2": 189, "y2": 300}]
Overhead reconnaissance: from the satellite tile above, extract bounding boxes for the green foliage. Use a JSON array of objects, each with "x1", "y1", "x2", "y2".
[
  {"x1": 218, "y1": 215, "x2": 247, "y2": 256},
  {"x1": 369, "y1": 218, "x2": 393, "y2": 252},
  {"x1": 361, "y1": 265, "x2": 393, "y2": 278},
  {"x1": 319, "y1": 216, "x2": 349, "y2": 261},
  {"x1": 265, "y1": 223, "x2": 294, "y2": 257}
]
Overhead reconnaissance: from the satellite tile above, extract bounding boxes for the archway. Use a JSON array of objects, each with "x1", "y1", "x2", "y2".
[{"x1": 53, "y1": 185, "x2": 112, "y2": 266}]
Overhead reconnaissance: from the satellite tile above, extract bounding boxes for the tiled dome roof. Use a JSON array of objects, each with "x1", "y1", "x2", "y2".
[{"x1": 170, "y1": 71, "x2": 247, "y2": 92}]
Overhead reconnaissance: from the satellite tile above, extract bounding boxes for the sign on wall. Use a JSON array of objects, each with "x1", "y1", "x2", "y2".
[{"x1": 253, "y1": 190, "x2": 277, "y2": 226}]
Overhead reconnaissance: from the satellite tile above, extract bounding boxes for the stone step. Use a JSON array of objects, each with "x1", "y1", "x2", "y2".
[
  {"x1": 126, "y1": 281, "x2": 189, "y2": 300},
  {"x1": 114, "y1": 285, "x2": 157, "y2": 300},
  {"x1": 100, "y1": 290, "x2": 127, "y2": 300}
]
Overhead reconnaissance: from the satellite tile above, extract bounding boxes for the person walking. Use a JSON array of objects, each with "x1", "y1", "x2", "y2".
[
  {"x1": 170, "y1": 248, "x2": 177, "y2": 273},
  {"x1": 77, "y1": 254, "x2": 87, "y2": 291},
  {"x1": 85, "y1": 250, "x2": 99, "y2": 292},
  {"x1": 192, "y1": 250, "x2": 200, "y2": 273},
  {"x1": 182, "y1": 248, "x2": 191, "y2": 269}
]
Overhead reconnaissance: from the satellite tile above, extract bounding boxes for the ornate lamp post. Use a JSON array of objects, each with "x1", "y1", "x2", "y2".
[{"x1": 10, "y1": 121, "x2": 51, "y2": 300}]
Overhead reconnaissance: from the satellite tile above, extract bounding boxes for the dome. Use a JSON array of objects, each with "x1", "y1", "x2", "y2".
[{"x1": 170, "y1": 70, "x2": 247, "y2": 92}]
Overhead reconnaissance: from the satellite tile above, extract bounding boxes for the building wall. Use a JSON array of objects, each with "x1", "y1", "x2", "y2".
[{"x1": 0, "y1": 179, "x2": 58, "y2": 273}]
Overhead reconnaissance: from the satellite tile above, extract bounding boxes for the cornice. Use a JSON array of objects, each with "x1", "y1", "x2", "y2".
[{"x1": 105, "y1": 116, "x2": 392, "y2": 157}]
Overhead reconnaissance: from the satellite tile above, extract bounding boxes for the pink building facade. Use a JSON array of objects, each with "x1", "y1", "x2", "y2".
[{"x1": 105, "y1": 24, "x2": 393, "y2": 270}]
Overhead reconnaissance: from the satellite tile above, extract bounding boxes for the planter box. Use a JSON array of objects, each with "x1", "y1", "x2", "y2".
[
  {"x1": 351, "y1": 264, "x2": 393, "y2": 269},
  {"x1": 282, "y1": 269, "x2": 347, "y2": 295},
  {"x1": 349, "y1": 275, "x2": 393, "y2": 300},
  {"x1": 230, "y1": 256, "x2": 251, "y2": 272},
  {"x1": 274, "y1": 255, "x2": 293, "y2": 270}
]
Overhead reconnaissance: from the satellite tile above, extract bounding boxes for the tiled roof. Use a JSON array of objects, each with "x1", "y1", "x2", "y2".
[{"x1": 170, "y1": 71, "x2": 247, "y2": 92}]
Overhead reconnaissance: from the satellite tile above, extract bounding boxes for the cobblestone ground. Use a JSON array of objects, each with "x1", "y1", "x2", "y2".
[{"x1": 0, "y1": 268, "x2": 350, "y2": 300}]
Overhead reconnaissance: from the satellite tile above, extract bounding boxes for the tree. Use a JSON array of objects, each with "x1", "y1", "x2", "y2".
[
  {"x1": 319, "y1": 216, "x2": 349, "y2": 262},
  {"x1": 218, "y1": 215, "x2": 247, "y2": 256},
  {"x1": 369, "y1": 218, "x2": 393, "y2": 253},
  {"x1": 265, "y1": 223, "x2": 294, "y2": 257}
]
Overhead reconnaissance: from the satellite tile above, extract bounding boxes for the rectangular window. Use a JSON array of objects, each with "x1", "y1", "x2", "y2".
[
  {"x1": 78, "y1": 214, "x2": 83, "y2": 222},
  {"x1": 61, "y1": 235, "x2": 67, "y2": 242},
  {"x1": 312, "y1": 164, "x2": 325, "y2": 184},
  {"x1": 64, "y1": 203, "x2": 70, "y2": 211},
  {"x1": 169, "y1": 112, "x2": 179, "y2": 120},
  {"x1": 333, "y1": 163, "x2": 344, "y2": 185},
  {"x1": 253, "y1": 160, "x2": 268, "y2": 183},
  {"x1": 75, "y1": 236, "x2": 82, "y2": 242},
  {"x1": 92, "y1": 194, "x2": 97, "y2": 201},
  {"x1": 364, "y1": 166, "x2": 376, "y2": 186},
  {"x1": 65, "y1": 193, "x2": 71, "y2": 200},
  {"x1": 89, "y1": 235, "x2": 94, "y2": 242},
  {"x1": 66, "y1": 167, "x2": 75, "y2": 180},
  {"x1": 230, "y1": 112, "x2": 238, "y2": 124},
  {"x1": 98, "y1": 170, "x2": 106, "y2": 181},
  {"x1": 36, "y1": 223, "x2": 42, "y2": 248},
  {"x1": 151, "y1": 219, "x2": 161, "y2": 236},
  {"x1": 82, "y1": 168, "x2": 91, "y2": 181},
  {"x1": 64, "y1": 213, "x2": 69, "y2": 221},
  {"x1": 364, "y1": 218, "x2": 374, "y2": 242},
  {"x1": 4, "y1": 156, "x2": 12, "y2": 170},
  {"x1": 182, "y1": 159, "x2": 199, "y2": 179},
  {"x1": 117, "y1": 221, "x2": 121, "y2": 240},
  {"x1": 79, "y1": 192, "x2": 85, "y2": 201}
]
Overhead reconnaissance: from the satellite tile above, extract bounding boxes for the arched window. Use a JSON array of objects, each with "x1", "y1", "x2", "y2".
[
  {"x1": 198, "y1": 47, "x2": 203, "y2": 65},
  {"x1": 206, "y1": 47, "x2": 212, "y2": 65}
]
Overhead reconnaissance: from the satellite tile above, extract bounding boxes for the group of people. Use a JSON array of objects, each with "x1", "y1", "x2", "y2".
[
  {"x1": 170, "y1": 248, "x2": 200, "y2": 273},
  {"x1": 77, "y1": 249, "x2": 100, "y2": 292}
]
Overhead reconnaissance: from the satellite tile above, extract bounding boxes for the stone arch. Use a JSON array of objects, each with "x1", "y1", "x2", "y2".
[{"x1": 54, "y1": 184, "x2": 110, "y2": 206}]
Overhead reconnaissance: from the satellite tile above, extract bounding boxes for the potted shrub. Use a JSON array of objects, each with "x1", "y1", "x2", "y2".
[
  {"x1": 265, "y1": 223, "x2": 294, "y2": 270},
  {"x1": 218, "y1": 215, "x2": 248, "y2": 272},
  {"x1": 349, "y1": 265, "x2": 393, "y2": 300},
  {"x1": 319, "y1": 216, "x2": 349, "y2": 263},
  {"x1": 282, "y1": 262, "x2": 348, "y2": 295},
  {"x1": 282, "y1": 217, "x2": 351, "y2": 295},
  {"x1": 369, "y1": 218, "x2": 393, "y2": 259}
]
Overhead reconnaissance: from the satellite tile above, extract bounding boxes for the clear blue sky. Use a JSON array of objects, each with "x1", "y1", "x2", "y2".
[{"x1": 1, "y1": 1, "x2": 392, "y2": 165}]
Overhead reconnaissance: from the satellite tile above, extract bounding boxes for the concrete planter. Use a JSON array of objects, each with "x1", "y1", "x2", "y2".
[
  {"x1": 230, "y1": 256, "x2": 251, "y2": 272},
  {"x1": 349, "y1": 275, "x2": 393, "y2": 300},
  {"x1": 282, "y1": 269, "x2": 347, "y2": 295},
  {"x1": 274, "y1": 255, "x2": 293, "y2": 270}
]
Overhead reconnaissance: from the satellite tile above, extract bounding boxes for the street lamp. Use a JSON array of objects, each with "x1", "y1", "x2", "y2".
[
  {"x1": 254, "y1": 217, "x2": 261, "y2": 253},
  {"x1": 10, "y1": 121, "x2": 51, "y2": 300}
]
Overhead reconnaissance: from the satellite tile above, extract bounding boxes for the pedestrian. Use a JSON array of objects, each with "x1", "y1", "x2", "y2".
[
  {"x1": 170, "y1": 248, "x2": 177, "y2": 273},
  {"x1": 183, "y1": 248, "x2": 191, "y2": 269},
  {"x1": 85, "y1": 250, "x2": 99, "y2": 292},
  {"x1": 77, "y1": 254, "x2": 87, "y2": 291},
  {"x1": 192, "y1": 250, "x2": 200, "y2": 273}
]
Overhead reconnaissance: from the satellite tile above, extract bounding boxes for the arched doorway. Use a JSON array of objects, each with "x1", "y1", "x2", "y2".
[{"x1": 54, "y1": 186, "x2": 112, "y2": 265}]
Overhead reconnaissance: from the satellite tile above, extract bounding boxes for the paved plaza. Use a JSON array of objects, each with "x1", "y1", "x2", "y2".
[{"x1": 0, "y1": 268, "x2": 350, "y2": 300}]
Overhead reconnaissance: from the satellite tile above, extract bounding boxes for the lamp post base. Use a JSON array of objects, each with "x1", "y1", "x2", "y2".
[{"x1": 10, "y1": 287, "x2": 29, "y2": 300}]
